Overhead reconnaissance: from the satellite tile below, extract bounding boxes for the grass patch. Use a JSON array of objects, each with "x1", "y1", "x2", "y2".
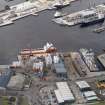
[
  {"x1": 0, "y1": 96, "x2": 16, "y2": 105},
  {"x1": 18, "y1": 96, "x2": 29, "y2": 105},
  {"x1": 91, "y1": 101, "x2": 105, "y2": 105}
]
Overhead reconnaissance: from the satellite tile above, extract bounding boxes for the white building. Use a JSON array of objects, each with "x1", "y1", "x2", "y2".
[
  {"x1": 54, "y1": 82, "x2": 75, "y2": 105},
  {"x1": 76, "y1": 81, "x2": 98, "y2": 102}
]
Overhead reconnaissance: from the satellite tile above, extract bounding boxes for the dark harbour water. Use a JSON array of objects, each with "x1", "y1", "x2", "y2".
[{"x1": 0, "y1": 0, "x2": 105, "y2": 64}]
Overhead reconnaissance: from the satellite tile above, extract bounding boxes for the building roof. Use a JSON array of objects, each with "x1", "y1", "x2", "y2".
[
  {"x1": 76, "y1": 81, "x2": 90, "y2": 89},
  {"x1": 10, "y1": 1, "x2": 36, "y2": 12},
  {"x1": 0, "y1": 68, "x2": 13, "y2": 88},
  {"x1": 55, "y1": 82, "x2": 75, "y2": 102},
  {"x1": 83, "y1": 91, "x2": 96, "y2": 98},
  {"x1": 86, "y1": 96, "x2": 98, "y2": 101},
  {"x1": 54, "y1": 90, "x2": 64, "y2": 103},
  {"x1": 54, "y1": 62, "x2": 67, "y2": 73},
  {"x1": 97, "y1": 53, "x2": 105, "y2": 68}
]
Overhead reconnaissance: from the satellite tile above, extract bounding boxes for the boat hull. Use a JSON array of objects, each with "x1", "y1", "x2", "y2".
[{"x1": 80, "y1": 18, "x2": 105, "y2": 27}]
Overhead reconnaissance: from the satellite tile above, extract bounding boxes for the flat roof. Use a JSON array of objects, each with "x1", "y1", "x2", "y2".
[
  {"x1": 83, "y1": 91, "x2": 96, "y2": 98},
  {"x1": 10, "y1": 1, "x2": 36, "y2": 12},
  {"x1": 56, "y1": 82, "x2": 75, "y2": 101},
  {"x1": 97, "y1": 53, "x2": 105, "y2": 67},
  {"x1": 54, "y1": 63, "x2": 67, "y2": 73},
  {"x1": 76, "y1": 81, "x2": 90, "y2": 89},
  {"x1": 54, "y1": 90, "x2": 64, "y2": 103},
  {"x1": 86, "y1": 96, "x2": 98, "y2": 101},
  {"x1": 0, "y1": 68, "x2": 13, "y2": 88}
]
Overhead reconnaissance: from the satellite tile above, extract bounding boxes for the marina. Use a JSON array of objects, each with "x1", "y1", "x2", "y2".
[
  {"x1": 0, "y1": 0, "x2": 78, "y2": 27},
  {"x1": 0, "y1": 0, "x2": 105, "y2": 105}
]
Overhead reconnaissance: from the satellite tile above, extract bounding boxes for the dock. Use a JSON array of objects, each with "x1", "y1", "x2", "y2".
[{"x1": 0, "y1": 0, "x2": 78, "y2": 27}]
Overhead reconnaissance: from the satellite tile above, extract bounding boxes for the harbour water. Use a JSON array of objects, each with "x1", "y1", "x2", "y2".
[{"x1": 0, "y1": 0, "x2": 105, "y2": 64}]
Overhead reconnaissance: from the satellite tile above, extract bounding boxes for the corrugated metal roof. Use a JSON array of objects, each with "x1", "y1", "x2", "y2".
[
  {"x1": 56, "y1": 82, "x2": 75, "y2": 101},
  {"x1": 76, "y1": 81, "x2": 90, "y2": 89}
]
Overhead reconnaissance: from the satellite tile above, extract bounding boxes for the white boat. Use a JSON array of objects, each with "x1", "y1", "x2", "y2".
[
  {"x1": 54, "y1": 11, "x2": 62, "y2": 18},
  {"x1": 54, "y1": 11, "x2": 67, "y2": 18}
]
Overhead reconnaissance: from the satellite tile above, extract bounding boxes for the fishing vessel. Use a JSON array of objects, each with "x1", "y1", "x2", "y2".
[
  {"x1": 80, "y1": 10, "x2": 105, "y2": 27},
  {"x1": 79, "y1": 48, "x2": 99, "y2": 72}
]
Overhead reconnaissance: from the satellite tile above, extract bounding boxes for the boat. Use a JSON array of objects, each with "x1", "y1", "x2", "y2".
[
  {"x1": 54, "y1": 11, "x2": 62, "y2": 18},
  {"x1": 80, "y1": 10, "x2": 105, "y2": 27},
  {"x1": 79, "y1": 48, "x2": 99, "y2": 72},
  {"x1": 93, "y1": 26, "x2": 105, "y2": 33},
  {"x1": 54, "y1": 11, "x2": 67, "y2": 18}
]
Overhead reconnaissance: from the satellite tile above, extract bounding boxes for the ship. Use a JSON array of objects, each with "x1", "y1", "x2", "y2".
[
  {"x1": 79, "y1": 48, "x2": 99, "y2": 72},
  {"x1": 19, "y1": 42, "x2": 57, "y2": 58},
  {"x1": 80, "y1": 10, "x2": 105, "y2": 27}
]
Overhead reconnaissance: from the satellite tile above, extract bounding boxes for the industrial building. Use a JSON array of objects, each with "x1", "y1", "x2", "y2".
[
  {"x1": 0, "y1": 68, "x2": 13, "y2": 88},
  {"x1": 54, "y1": 82, "x2": 75, "y2": 105},
  {"x1": 53, "y1": 61, "x2": 67, "y2": 78},
  {"x1": 76, "y1": 81, "x2": 98, "y2": 102}
]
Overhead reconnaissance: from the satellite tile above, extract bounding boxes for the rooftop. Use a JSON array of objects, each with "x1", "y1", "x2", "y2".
[
  {"x1": 54, "y1": 62, "x2": 67, "y2": 73},
  {"x1": 97, "y1": 53, "x2": 105, "y2": 67},
  {"x1": 76, "y1": 81, "x2": 90, "y2": 89},
  {"x1": 55, "y1": 82, "x2": 75, "y2": 102},
  {"x1": 0, "y1": 68, "x2": 13, "y2": 88}
]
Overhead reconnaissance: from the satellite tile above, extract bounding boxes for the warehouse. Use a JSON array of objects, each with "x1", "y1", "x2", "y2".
[
  {"x1": 76, "y1": 81, "x2": 98, "y2": 102},
  {"x1": 0, "y1": 68, "x2": 13, "y2": 88},
  {"x1": 53, "y1": 61, "x2": 67, "y2": 78},
  {"x1": 54, "y1": 82, "x2": 75, "y2": 105},
  {"x1": 76, "y1": 81, "x2": 91, "y2": 92}
]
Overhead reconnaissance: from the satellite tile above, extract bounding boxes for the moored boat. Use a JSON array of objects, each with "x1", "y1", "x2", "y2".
[
  {"x1": 80, "y1": 10, "x2": 105, "y2": 27},
  {"x1": 93, "y1": 26, "x2": 105, "y2": 33}
]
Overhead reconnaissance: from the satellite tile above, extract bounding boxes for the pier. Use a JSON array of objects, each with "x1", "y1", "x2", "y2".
[{"x1": 0, "y1": 0, "x2": 78, "y2": 27}]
